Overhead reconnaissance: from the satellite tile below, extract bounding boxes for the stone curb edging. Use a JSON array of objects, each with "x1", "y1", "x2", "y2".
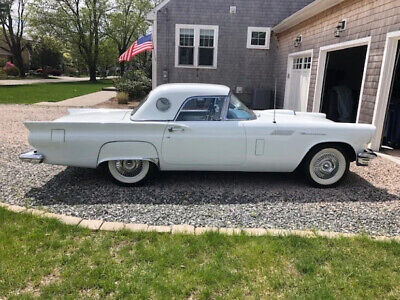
[{"x1": 1, "y1": 202, "x2": 399, "y2": 242}]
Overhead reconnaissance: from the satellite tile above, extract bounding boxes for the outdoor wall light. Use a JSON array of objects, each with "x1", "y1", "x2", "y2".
[
  {"x1": 334, "y1": 20, "x2": 346, "y2": 37},
  {"x1": 294, "y1": 35, "x2": 302, "y2": 47}
]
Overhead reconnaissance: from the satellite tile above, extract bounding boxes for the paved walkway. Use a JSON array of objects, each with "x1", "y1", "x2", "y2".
[
  {"x1": 0, "y1": 76, "x2": 117, "y2": 86},
  {"x1": 34, "y1": 90, "x2": 117, "y2": 107}
]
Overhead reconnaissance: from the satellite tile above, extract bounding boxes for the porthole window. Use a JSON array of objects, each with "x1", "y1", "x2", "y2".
[{"x1": 156, "y1": 98, "x2": 171, "y2": 112}]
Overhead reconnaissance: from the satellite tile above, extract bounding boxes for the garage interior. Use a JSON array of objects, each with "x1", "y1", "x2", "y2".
[
  {"x1": 382, "y1": 41, "x2": 400, "y2": 153},
  {"x1": 320, "y1": 45, "x2": 367, "y2": 123}
]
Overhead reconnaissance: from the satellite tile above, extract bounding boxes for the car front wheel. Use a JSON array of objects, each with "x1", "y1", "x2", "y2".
[
  {"x1": 107, "y1": 160, "x2": 152, "y2": 186},
  {"x1": 304, "y1": 147, "x2": 349, "y2": 188}
]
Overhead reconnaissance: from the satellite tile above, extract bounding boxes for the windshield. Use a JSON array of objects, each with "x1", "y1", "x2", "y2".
[
  {"x1": 130, "y1": 95, "x2": 149, "y2": 117},
  {"x1": 226, "y1": 94, "x2": 257, "y2": 120}
]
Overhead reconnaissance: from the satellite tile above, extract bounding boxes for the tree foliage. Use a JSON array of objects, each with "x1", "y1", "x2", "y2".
[
  {"x1": 29, "y1": 0, "x2": 109, "y2": 81},
  {"x1": 30, "y1": 36, "x2": 63, "y2": 70},
  {"x1": 0, "y1": 0, "x2": 28, "y2": 77},
  {"x1": 104, "y1": 0, "x2": 152, "y2": 75}
]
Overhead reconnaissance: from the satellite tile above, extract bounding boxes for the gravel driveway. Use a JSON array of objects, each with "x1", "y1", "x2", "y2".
[{"x1": 1, "y1": 104, "x2": 400, "y2": 236}]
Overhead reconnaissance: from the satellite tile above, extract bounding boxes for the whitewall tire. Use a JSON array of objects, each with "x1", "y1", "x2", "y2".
[
  {"x1": 304, "y1": 147, "x2": 349, "y2": 188},
  {"x1": 108, "y1": 160, "x2": 151, "y2": 186}
]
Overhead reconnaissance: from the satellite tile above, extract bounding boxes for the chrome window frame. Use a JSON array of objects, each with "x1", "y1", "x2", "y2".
[
  {"x1": 173, "y1": 95, "x2": 229, "y2": 121},
  {"x1": 223, "y1": 92, "x2": 257, "y2": 121}
]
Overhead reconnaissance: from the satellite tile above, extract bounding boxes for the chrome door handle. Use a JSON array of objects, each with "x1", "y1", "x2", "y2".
[{"x1": 168, "y1": 126, "x2": 185, "y2": 132}]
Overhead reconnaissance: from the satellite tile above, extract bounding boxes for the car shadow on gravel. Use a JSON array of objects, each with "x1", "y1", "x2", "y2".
[{"x1": 24, "y1": 165, "x2": 400, "y2": 206}]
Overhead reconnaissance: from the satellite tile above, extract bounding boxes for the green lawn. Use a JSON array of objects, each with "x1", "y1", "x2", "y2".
[
  {"x1": 0, "y1": 207, "x2": 399, "y2": 299},
  {"x1": 0, "y1": 80, "x2": 113, "y2": 104}
]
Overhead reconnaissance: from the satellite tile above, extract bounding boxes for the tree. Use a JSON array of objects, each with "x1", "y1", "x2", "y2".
[
  {"x1": 0, "y1": 0, "x2": 28, "y2": 77},
  {"x1": 29, "y1": 0, "x2": 109, "y2": 81},
  {"x1": 97, "y1": 38, "x2": 119, "y2": 76},
  {"x1": 104, "y1": 0, "x2": 152, "y2": 75},
  {"x1": 30, "y1": 36, "x2": 63, "y2": 70}
]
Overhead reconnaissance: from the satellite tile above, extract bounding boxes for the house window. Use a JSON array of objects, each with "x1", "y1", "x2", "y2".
[
  {"x1": 247, "y1": 27, "x2": 271, "y2": 49},
  {"x1": 292, "y1": 56, "x2": 311, "y2": 70},
  {"x1": 175, "y1": 24, "x2": 219, "y2": 68},
  {"x1": 178, "y1": 28, "x2": 194, "y2": 65},
  {"x1": 293, "y1": 58, "x2": 303, "y2": 69},
  {"x1": 303, "y1": 56, "x2": 312, "y2": 69},
  {"x1": 199, "y1": 29, "x2": 214, "y2": 66}
]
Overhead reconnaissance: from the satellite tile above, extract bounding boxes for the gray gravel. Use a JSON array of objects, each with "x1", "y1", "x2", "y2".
[{"x1": 1, "y1": 104, "x2": 400, "y2": 236}]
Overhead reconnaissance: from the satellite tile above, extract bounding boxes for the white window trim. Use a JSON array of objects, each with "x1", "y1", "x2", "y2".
[
  {"x1": 247, "y1": 27, "x2": 271, "y2": 50},
  {"x1": 371, "y1": 31, "x2": 400, "y2": 150},
  {"x1": 175, "y1": 24, "x2": 219, "y2": 69},
  {"x1": 313, "y1": 36, "x2": 371, "y2": 123}
]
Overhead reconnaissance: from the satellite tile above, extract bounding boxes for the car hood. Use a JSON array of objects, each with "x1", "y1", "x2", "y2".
[{"x1": 53, "y1": 108, "x2": 132, "y2": 123}]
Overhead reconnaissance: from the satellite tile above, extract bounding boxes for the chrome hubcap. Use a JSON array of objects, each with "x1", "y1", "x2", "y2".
[
  {"x1": 313, "y1": 153, "x2": 339, "y2": 179},
  {"x1": 115, "y1": 160, "x2": 143, "y2": 177}
]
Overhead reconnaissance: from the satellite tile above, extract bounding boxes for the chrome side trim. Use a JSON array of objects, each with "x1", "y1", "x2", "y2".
[
  {"x1": 19, "y1": 150, "x2": 44, "y2": 164},
  {"x1": 356, "y1": 149, "x2": 377, "y2": 166},
  {"x1": 270, "y1": 129, "x2": 295, "y2": 136}
]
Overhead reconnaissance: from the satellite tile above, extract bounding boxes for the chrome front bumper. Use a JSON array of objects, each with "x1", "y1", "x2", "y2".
[
  {"x1": 19, "y1": 150, "x2": 44, "y2": 164},
  {"x1": 356, "y1": 149, "x2": 377, "y2": 166}
]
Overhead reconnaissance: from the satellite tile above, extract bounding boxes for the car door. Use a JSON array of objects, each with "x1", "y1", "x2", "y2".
[{"x1": 161, "y1": 96, "x2": 246, "y2": 169}]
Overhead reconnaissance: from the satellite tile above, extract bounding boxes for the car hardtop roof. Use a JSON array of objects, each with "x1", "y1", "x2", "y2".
[{"x1": 152, "y1": 83, "x2": 231, "y2": 97}]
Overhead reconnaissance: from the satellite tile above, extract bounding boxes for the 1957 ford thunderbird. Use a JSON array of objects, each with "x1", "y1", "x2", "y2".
[{"x1": 20, "y1": 83, "x2": 377, "y2": 187}]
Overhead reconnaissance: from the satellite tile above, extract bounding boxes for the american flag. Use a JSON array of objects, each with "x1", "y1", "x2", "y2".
[{"x1": 119, "y1": 34, "x2": 153, "y2": 62}]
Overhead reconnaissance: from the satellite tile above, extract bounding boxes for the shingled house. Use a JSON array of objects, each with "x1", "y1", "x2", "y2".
[
  {"x1": 147, "y1": 0, "x2": 313, "y2": 106},
  {"x1": 147, "y1": 0, "x2": 400, "y2": 152}
]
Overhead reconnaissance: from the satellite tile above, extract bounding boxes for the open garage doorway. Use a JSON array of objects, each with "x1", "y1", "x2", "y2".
[
  {"x1": 381, "y1": 41, "x2": 400, "y2": 154},
  {"x1": 320, "y1": 45, "x2": 367, "y2": 123}
]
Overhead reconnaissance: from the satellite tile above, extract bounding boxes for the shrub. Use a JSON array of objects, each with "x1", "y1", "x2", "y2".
[
  {"x1": 2, "y1": 62, "x2": 20, "y2": 76},
  {"x1": 50, "y1": 69, "x2": 62, "y2": 76},
  {"x1": 0, "y1": 69, "x2": 7, "y2": 79},
  {"x1": 116, "y1": 92, "x2": 129, "y2": 104},
  {"x1": 113, "y1": 69, "x2": 151, "y2": 100},
  {"x1": 64, "y1": 66, "x2": 79, "y2": 77},
  {"x1": 0, "y1": 57, "x2": 7, "y2": 69}
]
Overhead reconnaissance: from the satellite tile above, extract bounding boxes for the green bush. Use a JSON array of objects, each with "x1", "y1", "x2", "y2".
[
  {"x1": 0, "y1": 57, "x2": 7, "y2": 69},
  {"x1": 113, "y1": 69, "x2": 151, "y2": 100},
  {"x1": 0, "y1": 69, "x2": 7, "y2": 79}
]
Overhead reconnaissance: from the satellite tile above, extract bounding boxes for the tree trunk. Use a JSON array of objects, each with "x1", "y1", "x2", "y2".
[
  {"x1": 89, "y1": 65, "x2": 97, "y2": 82},
  {"x1": 14, "y1": 53, "x2": 26, "y2": 78},
  {"x1": 120, "y1": 61, "x2": 125, "y2": 76}
]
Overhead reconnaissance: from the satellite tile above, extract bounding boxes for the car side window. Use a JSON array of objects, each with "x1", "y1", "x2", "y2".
[{"x1": 176, "y1": 96, "x2": 225, "y2": 121}]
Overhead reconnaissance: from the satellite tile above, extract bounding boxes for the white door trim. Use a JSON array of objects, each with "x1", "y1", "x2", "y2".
[
  {"x1": 313, "y1": 36, "x2": 371, "y2": 123},
  {"x1": 151, "y1": 19, "x2": 158, "y2": 89},
  {"x1": 284, "y1": 49, "x2": 313, "y2": 111},
  {"x1": 371, "y1": 31, "x2": 400, "y2": 151}
]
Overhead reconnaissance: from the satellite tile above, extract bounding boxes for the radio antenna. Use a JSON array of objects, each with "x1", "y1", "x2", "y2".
[{"x1": 273, "y1": 78, "x2": 277, "y2": 124}]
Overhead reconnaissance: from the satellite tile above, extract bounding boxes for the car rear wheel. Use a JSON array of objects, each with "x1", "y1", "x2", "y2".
[
  {"x1": 107, "y1": 160, "x2": 152, "y2": 186},
  {"x1": 304, "y1": 147, "x2": 349, "y2": 188}
]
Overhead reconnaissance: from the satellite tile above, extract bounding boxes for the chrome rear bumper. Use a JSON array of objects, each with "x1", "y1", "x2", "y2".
[
  {"x1": 356, "y1": 149, "x2": 377, "y2": 166},
  {"x1": 20, "y1": 150, "x2": 44, "y2": 164}
]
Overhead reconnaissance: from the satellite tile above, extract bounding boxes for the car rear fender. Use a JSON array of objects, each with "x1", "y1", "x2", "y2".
[{"x1": 97, "y1": 141, "x2": 159, "y2": 167}]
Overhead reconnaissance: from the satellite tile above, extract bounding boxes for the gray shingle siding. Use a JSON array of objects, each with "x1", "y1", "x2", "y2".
[
  {"x1": 274, "y1": 0, "x2": 400, "y2": 124},
  {"x1": 155, "y1": 0, "x2": 313, "y2": 105}
]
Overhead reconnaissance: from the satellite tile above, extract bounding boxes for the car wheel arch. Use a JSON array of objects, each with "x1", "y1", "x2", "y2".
[
  {"x1": 96, "y1": 141, "x2": 160, "y2": 167},
  {"x1": 296, "y1": 142, "x2": 356, "y2": 171}
]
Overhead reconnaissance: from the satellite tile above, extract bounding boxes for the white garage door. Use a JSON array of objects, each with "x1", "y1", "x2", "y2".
[{"x1": 284, "y1": 55, "x2": 312, "y2": 112}]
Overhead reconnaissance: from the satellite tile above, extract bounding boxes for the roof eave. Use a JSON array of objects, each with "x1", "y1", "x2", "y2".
[
  {"x1": 272, "y1": 0, "x2": 345, "y2": 34},
  {"x1": 146, "y1": 0, "x2": 171, "y2": 22}
]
